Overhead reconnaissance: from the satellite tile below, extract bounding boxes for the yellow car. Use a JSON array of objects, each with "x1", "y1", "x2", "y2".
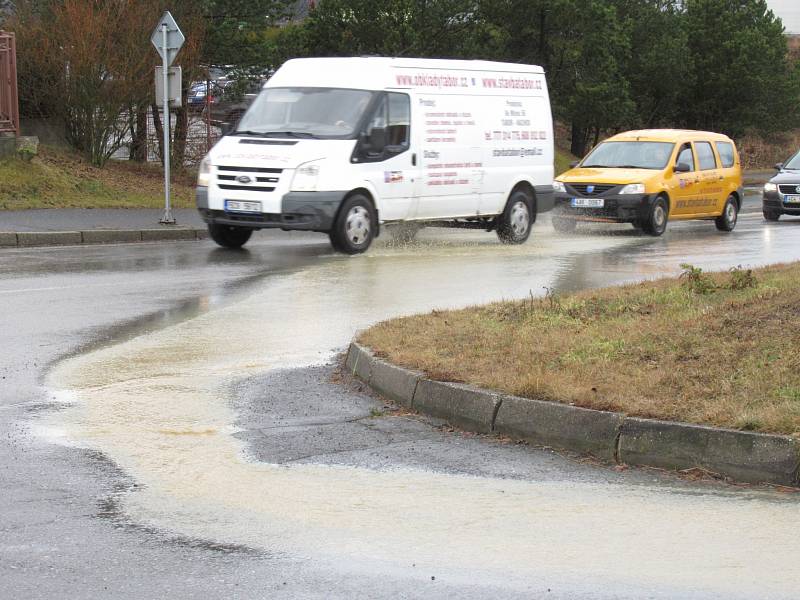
[{"x1": 552, "y1": 130, "x2": 743, "y2": 236}]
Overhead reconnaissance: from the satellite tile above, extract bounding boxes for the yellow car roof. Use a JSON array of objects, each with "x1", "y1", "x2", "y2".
[{"x1": 605, "y1": 129, "x2": 734, "y2": 143}]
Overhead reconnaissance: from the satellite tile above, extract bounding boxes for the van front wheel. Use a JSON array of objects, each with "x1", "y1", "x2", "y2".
[
  {"x1": 497, "y1": 189, "x2": 533, "y2": 244},
  {"x1": 329, "y1": 193, "x2": 376, "y2": 254},
  {"x1": 208, "y1": 224, "x2": 252, "y2": 249}
]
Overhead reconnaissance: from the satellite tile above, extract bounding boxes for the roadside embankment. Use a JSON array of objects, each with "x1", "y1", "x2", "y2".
[
  {"x1": 351, "y1": 263, "x2": 800, "y2": 485},
  {"x1": 0, "y1": 145, "x2": 195, "y2": 210}
]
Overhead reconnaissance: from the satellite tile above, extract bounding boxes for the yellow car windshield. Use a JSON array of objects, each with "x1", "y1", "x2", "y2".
[{"x1": 582, "y1": 141, "x2": 675, "y2": 170}]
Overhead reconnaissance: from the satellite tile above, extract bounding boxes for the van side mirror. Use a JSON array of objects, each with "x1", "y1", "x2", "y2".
[
  {"x1": 220, "y1": 122, "x2": 234, "y2": 136},
  {"x1": 674, "y1": 162, "x2": 691, "y2": 173},
  {"x1": 775, "y1": 162, "x2": 784, "y2": 171},
  {"x1": 569, "y1": 160, "x2": 579, "y2": 169}
]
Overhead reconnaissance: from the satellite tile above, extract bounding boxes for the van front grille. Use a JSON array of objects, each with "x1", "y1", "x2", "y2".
[
  {"x1": 218, "y1": 184, "x2": 275, "y2": 192},
  {"x1": 216, "y1": 166, "x2": 283, "y2": 195}
]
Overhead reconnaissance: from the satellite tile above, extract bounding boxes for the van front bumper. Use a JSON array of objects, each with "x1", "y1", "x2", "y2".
[
  {"x1": 553, "y1": 192, "x2": 651, "y2": 222},
  {"x1": 196, "y1": 188, "x2": 346, "y2": 232}
]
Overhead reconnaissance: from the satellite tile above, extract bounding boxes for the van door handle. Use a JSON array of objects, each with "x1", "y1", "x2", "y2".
[{"x1": 411, "y1": 153, "x2": 417, "y2": 166}]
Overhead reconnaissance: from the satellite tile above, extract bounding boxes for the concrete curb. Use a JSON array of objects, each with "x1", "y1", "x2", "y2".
[
  {"x1": 414, "y1": 379, "x2": 501, "y2": 434},
  {"x1": 619, "y1": 417, "x2": 800, "y2": 486},
  {"x1": 494, "y1": 395, "x2": 624, "y2": 462},
  {"x1": 0, "y1": 228, "x2": 208, "y2": 248},
  {"x1": 346, "y1": 341, "x2": 800, "y2": 487}
]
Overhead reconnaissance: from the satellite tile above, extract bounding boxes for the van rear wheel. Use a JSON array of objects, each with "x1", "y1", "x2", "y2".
[
  {"x1": 329, "y1": 193, "x2": 376, "y2": 254},
  {"x1": 497, "y1": 189, "x2": 533, "y2": 244},
  {"x1": 208, "y1": 224, "x2": 252, "y2": 249}
]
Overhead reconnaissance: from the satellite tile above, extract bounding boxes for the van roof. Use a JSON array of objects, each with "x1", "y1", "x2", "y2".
[
  {"x1": 282, "y1": 56, "x2": 544, "y2": 74},
  {"x1": 607, "y1": 129, "x2": 733, "y2": 143},
  {"x1": 267, "y1": 57, "x2": 545, "y2": 91}
]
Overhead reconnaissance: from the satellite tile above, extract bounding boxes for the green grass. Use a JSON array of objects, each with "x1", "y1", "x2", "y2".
[
  {"x1": 555, "y1": 148, "x2": 577, "y2": 176},
  {"x1": 0, "y1": 146, "x2": 195, "y2": 210}
]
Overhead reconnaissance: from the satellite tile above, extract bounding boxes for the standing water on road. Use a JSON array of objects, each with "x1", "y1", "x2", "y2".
[{"x1": 45, "y1": 217, "x2": 800, "y2": 598}]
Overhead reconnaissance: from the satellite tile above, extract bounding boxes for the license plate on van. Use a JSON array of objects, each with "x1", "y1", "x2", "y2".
[
  {"x1": 783, "y1": 195, "x2": 800, "y2": 204},
  {"x1": 225, "y1": 200, "x2": 261, "y2": 213},
  {"x1": 571, "y1": 198, "x2": 604, "y2": 208}
]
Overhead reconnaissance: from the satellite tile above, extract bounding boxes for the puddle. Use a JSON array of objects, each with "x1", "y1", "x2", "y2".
[{"x1": 44, "y1": 229, "x2": 800, "y2": 595}]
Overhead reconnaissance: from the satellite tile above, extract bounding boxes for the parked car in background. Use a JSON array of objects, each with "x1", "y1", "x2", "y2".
[
  {"x1": 552, "y1": 129, "x2": 743, "y2": 236},
  {"x1": 201, "y1": 79, "x2": 264, "y2": 128},
  {"x1": 763, "y1": 150, "x2": 800, "y2": 221},
  {"x1": 187, "y1": 80, "x2": 228, "y2": 111}
]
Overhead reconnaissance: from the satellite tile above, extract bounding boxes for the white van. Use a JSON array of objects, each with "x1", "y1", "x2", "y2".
[{"x1": 196, "y1": 57, "x2": 555, "y2": 253}]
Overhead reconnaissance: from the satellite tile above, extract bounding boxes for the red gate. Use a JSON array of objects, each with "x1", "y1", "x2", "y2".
[{"x1": 0, "y1": 31, "x2": 19, "y2": 136}]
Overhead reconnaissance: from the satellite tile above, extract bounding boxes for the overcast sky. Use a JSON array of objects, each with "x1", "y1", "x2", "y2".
[{"x1": 769, "y1": 0, "x2": 800, "y2": 34}]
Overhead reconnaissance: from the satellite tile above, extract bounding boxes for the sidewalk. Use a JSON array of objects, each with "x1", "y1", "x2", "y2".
[{"x1": 0, "y1": 208, "x2": 207, "y2": 248}]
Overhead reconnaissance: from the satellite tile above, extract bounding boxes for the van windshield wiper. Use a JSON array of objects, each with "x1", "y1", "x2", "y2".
[
  {"x1": 232, "y1": 130, "x2": 262, "y2": 136},
  {"x1": 259, "y1": 130, "x2": 318, "y2": 139},
  {"x1": 233, "y1": 130, "x2": 317, "y2": 139}
]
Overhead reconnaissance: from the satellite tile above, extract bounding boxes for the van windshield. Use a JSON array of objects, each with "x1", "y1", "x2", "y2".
[
  {"x1": 235, "y1": 87, "x2": 375, "y2": 139},
  {"x1": 581, "y1": 141, "x2": 675, "y2": 170}
]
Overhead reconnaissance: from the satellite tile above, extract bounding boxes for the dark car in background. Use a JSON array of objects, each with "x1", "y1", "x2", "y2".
[
  {"x1": 187, "y1": 80, "x2": 228, "y2": 111},
  {"x1": 763, "y1": 150, "x2": 800, "y2": 221},
  {"x1": 201, "y1": 79, "x2": 264, "y2": 129}
]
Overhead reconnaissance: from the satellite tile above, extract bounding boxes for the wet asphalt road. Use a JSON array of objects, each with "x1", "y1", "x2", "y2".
[{"x1": 2, "y1": 193, "x2": 800, "y2": 599}]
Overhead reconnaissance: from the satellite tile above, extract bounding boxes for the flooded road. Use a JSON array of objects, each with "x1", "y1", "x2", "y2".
[{"x1": 6, "y1": 196, "x2": 800, "y2": 598}]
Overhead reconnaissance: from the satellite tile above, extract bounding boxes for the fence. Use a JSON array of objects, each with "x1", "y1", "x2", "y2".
[
  {"x1": 0, "y1": 31, "x2": 19, "y2": 136},
  {"x1": 111, "y1": 107, "x2": 222, "y2": 167}
]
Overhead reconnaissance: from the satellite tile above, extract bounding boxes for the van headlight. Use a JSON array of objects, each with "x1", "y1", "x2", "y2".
[
  {"x1": 197, "y1": 156, "x2": 211, "y2": 187},
  {"x1": 619, "y1": 183, "x2": 645, "y2": 194},
  {"x1": 764, "y1": 182, "x2": 778, "y2": 193},
  {"x1": 291, "y1": 161, "x2": 322, "y2": 192},
  {"x1": 553, "y1": 181, "x2": 566, "y2": 193}
]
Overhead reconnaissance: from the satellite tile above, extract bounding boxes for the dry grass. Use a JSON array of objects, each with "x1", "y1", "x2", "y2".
[
  {"x1": 360, "y1": 263, "x2": 800, "y2": 436},
  {"x1": 0, "y1": 146, "x2": 195, "y2": 210}
]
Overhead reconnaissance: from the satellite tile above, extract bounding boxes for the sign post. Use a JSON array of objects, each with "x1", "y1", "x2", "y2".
[{"x1": 151, "y1": 11, "x2": 185, "y2": 225}]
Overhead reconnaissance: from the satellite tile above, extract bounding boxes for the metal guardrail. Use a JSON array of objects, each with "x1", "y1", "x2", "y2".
[{"x1": 0, "y1": 31, "x2": 19, "y2": 136}]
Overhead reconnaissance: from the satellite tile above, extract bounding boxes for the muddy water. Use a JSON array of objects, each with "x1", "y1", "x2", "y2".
[{"x1": 46, "y1": 227, "x2": 800, "y2": 596}]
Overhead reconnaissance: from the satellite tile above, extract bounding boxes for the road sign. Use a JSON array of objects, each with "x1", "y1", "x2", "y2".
[
  {"x1": 152, "y1": 11, "x2": 184, "y2": 225},
  {"x1": 155, "y1": 66, "x2": 182, "y2": 108},
  {"x1": 150, "y1": 11, "x2": 184, "y2": 67}
]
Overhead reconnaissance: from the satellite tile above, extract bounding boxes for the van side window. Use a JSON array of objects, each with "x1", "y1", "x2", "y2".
[
  {"x1": 355, "y1": 92, "x2": 410, "y2": 163},
  {"x1": 715, "y1": 141, "x2": 735, "y2": 168},
  {"x1": 676, "y1": 143, "x2": 695, "y2": 171},
  {"x1": 695, "y1": 142, "x2": 717, "y2": 170},
  {"x1": 387, "y1": 93, "x2": 410, "y2": 148}
]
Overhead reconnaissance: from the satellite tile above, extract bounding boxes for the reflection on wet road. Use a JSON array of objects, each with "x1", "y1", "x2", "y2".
[{"x1": 45, "y1": 200, "x2": 800, "y2": 598}]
